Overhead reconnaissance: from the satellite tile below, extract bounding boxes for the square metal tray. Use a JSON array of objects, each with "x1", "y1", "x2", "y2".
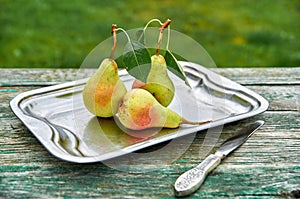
[{"x1": 10, "y1": 62, "x2": 269, "y2": 163}]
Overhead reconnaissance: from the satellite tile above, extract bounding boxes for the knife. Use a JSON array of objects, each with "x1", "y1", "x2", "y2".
[{"x1": 174, "y1": 120, "x2": 264, "y2": 197}]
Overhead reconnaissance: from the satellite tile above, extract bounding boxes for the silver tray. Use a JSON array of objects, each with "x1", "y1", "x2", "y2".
[{"x1": 10, "y1": 62, "x2": 268, "y2": 163}]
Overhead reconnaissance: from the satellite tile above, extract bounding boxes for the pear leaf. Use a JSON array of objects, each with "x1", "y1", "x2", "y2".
[
  {"x1": 164, "y1": 50, "x2": 191, "y2": 87},
  {"x1": 123, "y1": 41, "x2": 151, "y2": 83}
]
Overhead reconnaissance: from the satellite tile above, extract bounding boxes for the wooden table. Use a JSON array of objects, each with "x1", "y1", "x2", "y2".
[{"x1": 1, "y1": 68, "x2": 299, "y2": 198}]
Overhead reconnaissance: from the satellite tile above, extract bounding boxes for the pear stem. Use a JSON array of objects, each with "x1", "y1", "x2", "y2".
[
  {"x1": 156, "y1": 19, "x2": 171, "y2": 55},
  {"x1": 159, "y1": 19, "x2": 171, "y2": 33},
  {"x1": 110, "y1": 25, "x2": 135, "y2": 60},
  {"x1": 110, "y1": 24, "x2": 117, "y2": 60},
  {"x1": 181, "y1": 118, "x2": 212, "y2": 126},
  {"x1": 137, "y1": 18, "x2": 171, "y2": 53}
]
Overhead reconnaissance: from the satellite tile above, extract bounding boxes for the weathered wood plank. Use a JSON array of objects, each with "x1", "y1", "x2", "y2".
[
  {"x1": 215, "y1": 67, "x2": 300, "y2": 85},
  {"x1": 1, "y1": 68, "x2": 299, "y2": 86},
  {"x1": 248, "y1": 85, "x2": 300, "y2": 111},
  {"x1": 0, "y1": 112, "x2": 299, "y2": 198},
  {"x1": 0, "y1": 68, "x2": 80, "y2": 86}
]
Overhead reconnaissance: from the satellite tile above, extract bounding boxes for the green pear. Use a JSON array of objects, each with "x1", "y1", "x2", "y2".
[
  {"x1": 117, "y1": 88, "x2": 210, "y2": 130},
  {"x1": 132, "y1": 54, "x2": 175, "y2": 107},
  {"x1": 82, "y1": 58, "x2": 127, "y2": 117}
]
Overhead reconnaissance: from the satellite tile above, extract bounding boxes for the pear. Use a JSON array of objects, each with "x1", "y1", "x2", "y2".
[
  {"x1": 117, "y1": 88, "x2": 210, "y2": 130},
  {"x1": 132, "y1": 54, "x2": 175, "y2": 107},
  {"x1": 82, "y1": 58, "x2": 127, "y2": 117}
]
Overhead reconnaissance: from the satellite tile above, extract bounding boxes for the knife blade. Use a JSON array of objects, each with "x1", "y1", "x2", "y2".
[{"x1": 174, "y1": 120, "x2": 264, "y2": 197}]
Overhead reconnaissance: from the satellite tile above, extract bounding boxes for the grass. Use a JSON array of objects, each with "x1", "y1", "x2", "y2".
[{"x1": 0, "y1": 0, "x2": 299, "y2": 68}]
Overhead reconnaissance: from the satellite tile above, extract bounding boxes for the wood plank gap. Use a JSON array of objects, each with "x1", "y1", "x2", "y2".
[
  {"x1": 242, "y1": 82, "x2": 300, "y2": 86},
  {"x1": 267, "y1": 109, "x2": 300, "y2": 112}
]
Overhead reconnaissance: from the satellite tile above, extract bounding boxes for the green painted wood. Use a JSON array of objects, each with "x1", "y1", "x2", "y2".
[
  {"x1": 1, "y1": 67, "x2": 300, "y2": 86},
  {"x1": 1, "y1": 68, "x2": 299, "y2": 198}
]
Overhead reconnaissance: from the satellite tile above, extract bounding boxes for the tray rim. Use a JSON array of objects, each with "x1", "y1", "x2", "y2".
[{"x1": 10, "y1": 62, "x2": 269, "y2": 163}]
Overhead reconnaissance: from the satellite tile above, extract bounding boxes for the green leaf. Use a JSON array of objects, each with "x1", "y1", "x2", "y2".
[
  {"x1": 123, "y1": 41, "x2": 151, "y2": 82},
  {"x1": 114, "y1": 55, "x2": 126, "y2": 69},
  {"x1": 165, "y1": 50, "x2": 191, "y2": 87}
]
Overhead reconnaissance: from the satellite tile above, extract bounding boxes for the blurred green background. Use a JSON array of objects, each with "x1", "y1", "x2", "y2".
[{"x1": 1, "y1": 0, "x2": 299, "y2": 68}]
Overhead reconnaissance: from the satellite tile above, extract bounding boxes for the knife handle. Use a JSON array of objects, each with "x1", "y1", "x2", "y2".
[{"x1": 174, "y1": 154, "x2": 222, "y2": 197}]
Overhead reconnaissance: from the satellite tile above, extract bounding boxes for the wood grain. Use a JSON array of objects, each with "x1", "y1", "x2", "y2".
[
  {"x1": 1, "y1": 67, "x2": 300, "y2": 86},
  {"x1": 1, "y1": 68, "x2": 299, "y2": 199}
]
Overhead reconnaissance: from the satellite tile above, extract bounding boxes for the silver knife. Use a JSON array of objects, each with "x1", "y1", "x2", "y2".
[{"x1": 174, "y1": 120, "x2": 264, "y2": 197}]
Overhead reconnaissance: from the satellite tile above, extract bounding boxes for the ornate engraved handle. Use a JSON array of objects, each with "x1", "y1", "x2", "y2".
[{"x1": 174, "y1": 154, "x2": 222, "y2": 197}]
